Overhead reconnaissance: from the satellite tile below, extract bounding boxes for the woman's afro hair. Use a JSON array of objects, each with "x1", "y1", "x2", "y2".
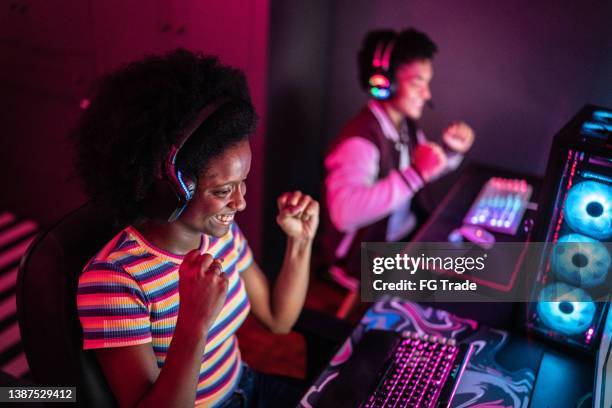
[{"x1": 72, "y1": 49, "x2": 257, "y2": 224}]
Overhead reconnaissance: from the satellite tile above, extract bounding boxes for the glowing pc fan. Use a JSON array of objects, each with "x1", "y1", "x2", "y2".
[
  {"x1": 536, "y1": 282, "x2": 596, "y2": 335},
  {"x1": 564, "y1": 180, "x2": 612, "y2": 240},
  {"x1": 551, "y1": 233, "x2": 610, "y2": 288}
]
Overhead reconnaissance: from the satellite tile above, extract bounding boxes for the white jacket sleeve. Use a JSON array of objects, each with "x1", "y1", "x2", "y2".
[{"x1": 325, "y1": 137, "x2": 424, "y2": 233}]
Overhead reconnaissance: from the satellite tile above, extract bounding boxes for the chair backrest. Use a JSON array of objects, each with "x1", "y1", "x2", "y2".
[{"x1": 17, "y1": 202, "x2": 122, "y2": 407}]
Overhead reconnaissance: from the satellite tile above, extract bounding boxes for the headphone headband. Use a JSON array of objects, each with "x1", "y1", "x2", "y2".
[
  {"x1": 380, "y1": 39, "x2": 396, "y2": 71},
  {"x1": 372, "y1": 38, "x2": 396, "y2": 71},
  {"x1": 164, "y1": 97, "x2": 230, "y2": 181},
  {"x1": 372, "y1": 41, "x2": 384, "y2": 68},
  {"x1": 169, "y1": 97, "x2": 231, "y2": 166},
  {"x1": 174, "y1": 97, "x2": 231, "y2": 152}
]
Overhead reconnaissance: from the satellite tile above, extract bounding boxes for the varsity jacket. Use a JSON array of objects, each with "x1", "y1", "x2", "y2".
[{"x1": 321, "y1": 100, "x2": 461, "y2": 276}]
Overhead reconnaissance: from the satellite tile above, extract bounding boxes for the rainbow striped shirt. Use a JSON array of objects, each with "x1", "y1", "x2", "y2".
[{"x1": 77, "y1": 223, "x2": 252, "y2": 407}]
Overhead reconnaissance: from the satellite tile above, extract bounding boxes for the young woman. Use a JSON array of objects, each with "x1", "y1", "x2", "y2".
[{"x1": 74, "y1": 49, "x2": 318, "y2": 407}]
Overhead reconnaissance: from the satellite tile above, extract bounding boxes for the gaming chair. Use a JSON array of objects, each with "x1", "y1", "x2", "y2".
[{"x1": 17, "y1": 202, "x2": 119, "y2": 407}]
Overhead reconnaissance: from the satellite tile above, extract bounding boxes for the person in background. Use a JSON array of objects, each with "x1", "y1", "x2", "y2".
[
  {"x1": 73, "y1": 49, "x2": 318, "y2": 407},
  {"x1": 322, "y1": 28, "x2": 475, "y2": 290}
]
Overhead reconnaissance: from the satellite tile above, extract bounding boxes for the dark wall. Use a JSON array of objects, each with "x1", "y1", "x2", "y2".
[
  {"x1": 261, "y1": 0, "x2": 611, "y2": 271},
  {"x1": 263, "y1": 0, "x2": 334, "y2": 271},
  {"x1": 5, "y1": 1, "x2": 609, "y2": 266},
  {"x1": 1, "y1": 1, "x2": 270, "y2": 260},
  {"x1": 325, "y1": 0, "x2": 612, "y2": 175}
]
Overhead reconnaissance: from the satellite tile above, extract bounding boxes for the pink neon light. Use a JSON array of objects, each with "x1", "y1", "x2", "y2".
[
  {"x1": 381, "y1": 40, "x2": 396, "y2": 71},
  {"x1": 552, "y1": 150, "x2": 579, "y2": 243},
  {"x1": 585, "y1": 327, "x2": 595, "y2": 343},
  {"x1": 330, "y1": 339, "x2": 353, "y2": 366},
  {"x1": 372, "y1": 41, "x2": 386, "y2": 68},
  {"x1": 544, "y1": 150, "x2": 578, "y2": 283}
]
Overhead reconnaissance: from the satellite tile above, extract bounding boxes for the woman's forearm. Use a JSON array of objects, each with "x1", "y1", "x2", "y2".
[
  {"x1": 135, "y1": 318, "x2": 210, "y2": 408},
  {"x1": 269, "y1": 237, "x2": 312, "y2": 333}
]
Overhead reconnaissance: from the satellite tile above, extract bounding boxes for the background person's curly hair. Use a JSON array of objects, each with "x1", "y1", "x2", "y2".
[
  {"x1": 72, "y1": 49, "x2": 257, "y2": 225},
  {"x1": 357, "y1": 28, "x2": 438, "y2": 91}
]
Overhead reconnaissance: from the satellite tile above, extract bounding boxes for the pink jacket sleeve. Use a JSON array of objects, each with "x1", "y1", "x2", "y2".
[{"x1": 325, "y1": 136, "x2": 424, "y2": 232}]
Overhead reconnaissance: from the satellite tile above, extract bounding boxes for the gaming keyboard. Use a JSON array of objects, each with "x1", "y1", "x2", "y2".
[
  {"x1": 315, "y1": 330, "x2": 473, "y2": 408},
  {"x1": 463, "y1": 177, "x2": 533, "y2": 235},
  {"x1": 363, "y1": 332, "x2": 465, "y2": 408}
]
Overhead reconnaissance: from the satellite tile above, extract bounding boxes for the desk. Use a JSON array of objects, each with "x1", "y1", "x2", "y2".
[
  {"x1": 302, "y1": 164, "x2": 595, "y2": 407},
  {"x1": 411, "y1": 163, "x2": 543, "y2": 329},
  {"x1": 299, "y1": 297, "x2": 593, "y2": 408}
]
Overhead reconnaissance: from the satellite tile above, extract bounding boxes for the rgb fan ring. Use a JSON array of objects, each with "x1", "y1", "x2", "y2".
[
  {"x1": 552, "y1": 233, "x2": 610, "y2": 288},
  {"x1": 564, "y1": 180, "x2": 612, "y2": 240},
  {"x1": 536, "y1": 282, "x2": 596, "y2": 335}
]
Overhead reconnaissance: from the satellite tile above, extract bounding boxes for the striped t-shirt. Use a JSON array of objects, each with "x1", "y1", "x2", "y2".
[{"x1": 77, "y1": 223, "x2": 252, "y2": 407}]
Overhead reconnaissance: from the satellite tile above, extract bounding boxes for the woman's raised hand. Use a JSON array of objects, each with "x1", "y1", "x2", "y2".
[
  {"x1": 276, "y1": 191, "x2": 320, "y2": 241},
  {"x1": 178, "y1": 242, "x2": 228, "y2": 331}
]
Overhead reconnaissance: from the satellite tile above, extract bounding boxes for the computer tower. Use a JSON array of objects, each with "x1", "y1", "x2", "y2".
[
  {"x1": 594, "y1": 309, "x2": 612, "y2": 407},
  {"x1": 527, "y1": 105, "x2": 611, "y2": 351}
]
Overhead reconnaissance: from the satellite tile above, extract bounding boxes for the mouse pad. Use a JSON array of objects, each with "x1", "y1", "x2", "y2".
[{"x1": 299, "y1": 298, "x2": 538, "y2": 408}]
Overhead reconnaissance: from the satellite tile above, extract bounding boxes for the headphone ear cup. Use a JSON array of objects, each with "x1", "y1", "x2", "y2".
[
  {"x1": 144, "y1": 98, "x2": 227, "y2": 222},
  {"x1": 176, "y1": 170, "x2": 196, "y2": 201},
  {"x1": 368, "y1": 71, "x2": 393, "y2": 100},
  {"x1": 167, "y1": 172, "x2": 195, "y2": 222},
  {"x1": 184, "y1": 175, "x2": 197, "y2": 198}
]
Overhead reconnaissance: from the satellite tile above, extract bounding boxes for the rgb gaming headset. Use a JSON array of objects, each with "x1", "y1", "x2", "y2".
[
  {"x1": 144, "y1": 97, "x2": 229, "y2": 222},
  {"x1": 368, "y1": 37, "x2": 396, "y2": 100}
]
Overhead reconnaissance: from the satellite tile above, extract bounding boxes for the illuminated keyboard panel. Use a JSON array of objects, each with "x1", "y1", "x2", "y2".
[
  {"x1": 364, "y1": 332, "x2": 460, "y2": 408},
  {"x1": 464, "y1": 177, "x2": 533, "y2": 235}
]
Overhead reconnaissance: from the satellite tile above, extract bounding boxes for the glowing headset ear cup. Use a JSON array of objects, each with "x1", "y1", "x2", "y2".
[
  {"x1": 378, "y1": 88, "x2": 391, "y2": 99},
  {"x1": 370, "y1": 85, "x2": 391, "y2": 100},
  {"x1": 186, "y1": 180, "x2": 196, "y2": 196},
  {"x1": 144, "y1": 98, "x2": 229, "y2": 222},
  {"x1": 369, "y1": 74, "x2": 390, "y2": 88},
  {"x1": 176, "y1": 170, "x2": 195, "y2": 200},
  {"x1": 181, "y1": 173, "x2": 197, "y2": 198}
]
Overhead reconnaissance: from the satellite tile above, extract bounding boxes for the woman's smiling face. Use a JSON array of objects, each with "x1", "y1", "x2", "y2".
[{"x1": 179, "y1": 139, "x2": 251, "y2": 237}]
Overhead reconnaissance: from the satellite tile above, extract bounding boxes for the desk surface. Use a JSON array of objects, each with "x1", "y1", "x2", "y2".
[
  {"x1": 409, "y1": 163, "x2": 543, "y2": 328},
  {"x1": 300, "y1": 297, "x2": 594, "y2": 408},
  {"x1": 301, "y1": 164, "x2": 594, "y2": 408}
]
